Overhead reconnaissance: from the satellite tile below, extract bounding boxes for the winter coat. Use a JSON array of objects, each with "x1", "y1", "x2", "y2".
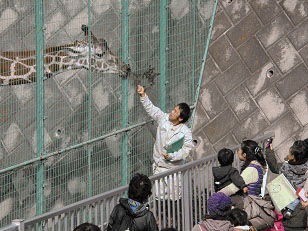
[
  {"x1": 212, "y1": 165, "x2": 246, "y2": 192},
  {"x1": 107, "y1": 198, "x2": 157, "y2": 231},
  {"x1": 265, "y1": 148, "x2": 308, "y2": 189},
  {"x1": 282, "y1": 202, "x2": 308, "y2": 231},
  {"x1": 192, "y1": 218, "x2": 233, "y2": 231}
]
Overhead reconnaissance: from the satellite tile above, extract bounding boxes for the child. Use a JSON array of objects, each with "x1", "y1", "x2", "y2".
[
  {"x1": 266, "y1": 140, "x2": 308, "y2": 219},
  {"x1": 213, "y1": 148, "x2": 248, "y2": 193},
  {"x1": 229, "y1": 208, "x2": 256, "y2": 231}
]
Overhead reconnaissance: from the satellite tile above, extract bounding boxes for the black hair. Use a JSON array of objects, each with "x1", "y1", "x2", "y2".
[
  {"x1": 290, "y1": 140, "x2": 307, "y2": 162},
  {"x1": 241, "y1": 140, "x2": 267, "y2": 171},
  {"x1": 161, "y1": 228, "x2": 177, "y2": 231},
  {"x1": 73, "y1": 223, "x2": 100, "y2": 231},
  {"x1": 218, "y1": 148, "x2": 234, "y2": 166},
  {"x1": 128, "y1": 173, "x2": 152, "y2": 203},
  {"x1": 229, "y1": 208, "x2": 249, "y2": 226},
  {"x1": 177, "y1": 103, "x2": 190, "y2": 123},
  {"x1": 303, "y1": 138, "x2": 308, "y2": 158}
]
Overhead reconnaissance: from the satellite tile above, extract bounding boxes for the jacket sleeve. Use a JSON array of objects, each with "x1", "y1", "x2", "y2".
[
  {"x1": 106, "y1": 204, "x2": 121, "y2": 231},
  {"x1": 148, "y1": 212, "x2": 158, "y2": 231},
  {"x1": 265, "y1": 148, "x2": 282, "y2": 174},
  {"x1": 168, "y1": 129, "x2": 193, "y2": 162},
  {"x1": 140, "y1": 94, "x2": 167, "y2": 123},
  {"x1": 230, "y1": 168, "x2": 246, "y2": 189}
]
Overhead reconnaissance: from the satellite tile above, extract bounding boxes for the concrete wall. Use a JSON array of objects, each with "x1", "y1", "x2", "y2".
[{"x1": 193, "y1": 0, "x2": 308, "y2": 162}]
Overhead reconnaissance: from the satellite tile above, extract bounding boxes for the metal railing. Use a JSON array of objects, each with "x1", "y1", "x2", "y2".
[{"x1": 1, "y1": 131, "x2": 274, "y2": 231}]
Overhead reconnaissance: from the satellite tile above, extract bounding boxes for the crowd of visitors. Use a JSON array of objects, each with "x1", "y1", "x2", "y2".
[{"x1": 72, "y1": 86, "x2": 308, "y2": 230}]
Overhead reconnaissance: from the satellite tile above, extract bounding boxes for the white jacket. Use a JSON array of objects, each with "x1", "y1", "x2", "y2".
[{"x1": 140, "y1": 94, "x2": 193, "y2": 169}]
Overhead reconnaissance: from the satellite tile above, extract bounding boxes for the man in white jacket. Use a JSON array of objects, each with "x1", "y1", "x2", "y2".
[{"x1": 137, "y1": 85, "x2": 193, "y2": 199}]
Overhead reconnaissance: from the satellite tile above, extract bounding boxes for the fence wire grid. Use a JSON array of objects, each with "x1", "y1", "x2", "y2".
[{"x1": 0, "y1": 0, "x2": 217, "y2": 227}]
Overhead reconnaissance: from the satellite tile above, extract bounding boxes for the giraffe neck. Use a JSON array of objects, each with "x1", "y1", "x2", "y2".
[{"x1": 0, "y1": 46, "x2": 86, "y2": 86}]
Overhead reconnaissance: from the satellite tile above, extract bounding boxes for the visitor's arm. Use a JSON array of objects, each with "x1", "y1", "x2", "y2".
[
  {"x1": 219, "y1": 167, "x2": 259, "y2": 196},
  {"x1": 265, "y1": 147, "x2": 282, "y2": 174}
]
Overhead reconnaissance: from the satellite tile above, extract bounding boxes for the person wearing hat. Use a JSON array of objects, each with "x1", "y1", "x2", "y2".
[{"x1": 192, "y1": 192, "x2": 234, "y2": 231}]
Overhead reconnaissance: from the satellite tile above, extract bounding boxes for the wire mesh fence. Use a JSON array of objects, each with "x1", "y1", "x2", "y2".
[{"x1": 0, "y1": 0, "x2": 217, "y2": 227}]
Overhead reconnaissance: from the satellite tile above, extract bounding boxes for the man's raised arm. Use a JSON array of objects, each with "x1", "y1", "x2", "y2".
[{"x1": 137, "y1": 85, "x2": 166, "y2": 122}]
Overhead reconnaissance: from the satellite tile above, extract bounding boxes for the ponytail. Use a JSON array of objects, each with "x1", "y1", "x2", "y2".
[{"x1": 241, "y1": 140, "x2": 266, "y2": 171}]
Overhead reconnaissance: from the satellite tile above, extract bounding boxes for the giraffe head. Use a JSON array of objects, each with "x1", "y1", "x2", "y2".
[{"x1": 66, "y1": 25, "x2": 130, "y2": 77}]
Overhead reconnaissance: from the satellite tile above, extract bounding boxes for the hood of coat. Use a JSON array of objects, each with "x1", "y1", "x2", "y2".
[
  {"x1": 119, "y1": 198, "x2": 148, "y2": 218},
  {"x1": 199, "y1": 219, "x2": 233, "y2": 231},
  {"x1": 287, "y1": 160, "x2": 308, "y2": 175},
  {"x1": 213, "y1": 165, "x2": 232, "y2": 180}
]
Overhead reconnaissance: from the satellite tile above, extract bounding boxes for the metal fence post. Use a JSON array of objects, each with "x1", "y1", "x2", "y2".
[
  {"x1": 12, "y1": 219, "x2": 24, "y2": 231},
  {"x1": 121, "y1": 0, "x2": 129, "y2": 186},
  {"x1": 189, "y1": 0, "x2": 218, "y2": 128},
  {"x1": 183, "y1": 169, "x2": 191, "y2": 230},
  {"x1": 191, "y1": 0, "x2": 196, "y2": 104},
  {"x1": 87, "y1": 0, "x2": 93, "y2": 199},
  {"x1": 160, "y1": 0, "x2": 167, "y2": 112},
  {"x1": 35, "y1": 0, "x2": 45, "y2": 218}
]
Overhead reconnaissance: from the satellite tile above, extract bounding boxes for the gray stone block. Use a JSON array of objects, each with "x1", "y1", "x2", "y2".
[
  {"x1": 226, "y1": 86, "x2": 257, "y2": 120},
  {"x1": 209, "y1": 35, "x2": 240, "y2": 72},
  {"x1": 264, "y1": 112, "x2": 301, "y2": 147},
  {"x1": 221, "y1": 0, "x2": 251, "y2": 24},
  {"x1": 257, "y1": 13, "x2": 293, "y2": 48},
  {"x1": 288, "y1": 18, "x2": 308, "y2": 50},
  {"x1": 60, "y1": 0, "x2": 86, "y2": 18},
  {"x1": 227, "y1": 13, "x2": 261, "y2": 48},
  {"x1": 44, "y1": 10, "x2": 67, "y2": 40},
  {"x1": 297, "y1": 124, "x2": 308, "y2": 140},
  {"x1": 246, "y1": 62, "x2": 281, "y2": 97},
  {"x1": 62, "y1": 75, "x2": 87, "y2": 111},
  {"x1": 201, "y1": 56, "x2": 221, "y2": 86},
  {"x1": 249, "y1": 0, "x2": 282, "y2": 25},
  {"x1": 289, "y1": 88, "x2": 308, "y2": 126},
  {"x1": 237, "y1": 37, "x2": 270, "y2": 73},
  {"x1": 300, "y1": 45, "x2": 308, "y2": 65},
  {"x1": 199, "y1": 82, "x2": 227, "y2": 119},
  {"x1": 257, "y1": 87, "x2": 288, "y2": 122},
  {"x1": 267, "y1": 38, "x2": 301, "y2": 73},
  {"x1": 210, "y1": 11, "x2": 232, "y2": 41},
  {"x1": 280, "y1": 0, "x2": 308, "y2": 25},
  {"x1": 203, "y1": 109, "x2": 238, "y2": 143},
  {"x1": 192, "y1": 130, "x2": 215, "y2": 159},
  {"x1": 215, "y1": 60, "x2": 250, "y2": 95},
  {"x1": 276, "y1": 63, "x2": 308, "y2": 99},
  {"x1": 232, "y1": 110, "x2": 268, "y2": 142},
  {"x1": 213, "y1": 133, "x2": 238, "y2": 152},
  {"x1": 192, "y1": 103, "x2": 209, "y2": 133},
  {"x1": 274, "y1": 137, "x2": 295, "y2": 162}
]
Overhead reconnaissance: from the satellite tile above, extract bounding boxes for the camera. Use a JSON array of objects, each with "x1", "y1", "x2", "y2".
[{"x1": 266, "y1": 137, "x2": 273, "y2": 148}]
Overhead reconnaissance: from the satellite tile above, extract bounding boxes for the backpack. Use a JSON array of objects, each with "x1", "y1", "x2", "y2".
[
  {"x1": 263, "y1": 211, "x2": 284, "y2": 231},
  {"x1": 243, "y1": 195, "x2": 276, "y2": 230}
]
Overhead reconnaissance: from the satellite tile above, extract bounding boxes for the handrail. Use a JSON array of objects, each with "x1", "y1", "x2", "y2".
[{"x1": 2, "y1": 131, "x2": 274, "y2": 230}]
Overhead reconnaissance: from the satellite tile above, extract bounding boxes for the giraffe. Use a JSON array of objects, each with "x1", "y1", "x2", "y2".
[{"x1": 0, "y1": 25, "x2": 158, "y2": 86}]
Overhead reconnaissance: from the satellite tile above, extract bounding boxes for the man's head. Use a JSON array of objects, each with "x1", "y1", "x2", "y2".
[
  {"x1": 169, "y1": 103, "x2": 190, "y2": 125},
  {"x1": 128, "y1": 173, "x2": 152, "y2": 203}
]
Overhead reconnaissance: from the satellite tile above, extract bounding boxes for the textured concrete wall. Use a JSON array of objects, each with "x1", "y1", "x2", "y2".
[{"x1": 193, "y1": 0, "x2": 308, "y2": 162}]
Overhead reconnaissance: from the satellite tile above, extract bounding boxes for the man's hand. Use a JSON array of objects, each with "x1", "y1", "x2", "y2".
[
  {"x1": 301, "y1": 200, "x2": 308, "y2": 209},
  {"x1": 137, "y1": 85, "x2": 145, "y2": 97},
  {"x1": 162, "y1": 153, "x2": 169, "y2": 160},
  {"x1": 305, "y1": 191, "x2": 308, "y2": 198}
]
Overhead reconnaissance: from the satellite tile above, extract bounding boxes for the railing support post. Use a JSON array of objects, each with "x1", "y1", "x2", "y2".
[
  {"x1": 12, "y1": 219, "x2": 24, "y2": 231},
  {"x1": 183, "y1": 170, "x2": 191, "y2": 230}
]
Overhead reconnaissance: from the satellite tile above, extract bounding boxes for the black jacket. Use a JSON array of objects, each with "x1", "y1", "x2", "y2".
[
  {"x1": 107, "y1": 198, "x2": 158, "y2": 231},
  {"x1": 212, "y1": 165, "x2": 246, "y2": 192}
]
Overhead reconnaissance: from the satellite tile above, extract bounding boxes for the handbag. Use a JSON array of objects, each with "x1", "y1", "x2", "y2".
[{"x1": 243, "y1": 195, "x2": 276, "y2": 230}]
